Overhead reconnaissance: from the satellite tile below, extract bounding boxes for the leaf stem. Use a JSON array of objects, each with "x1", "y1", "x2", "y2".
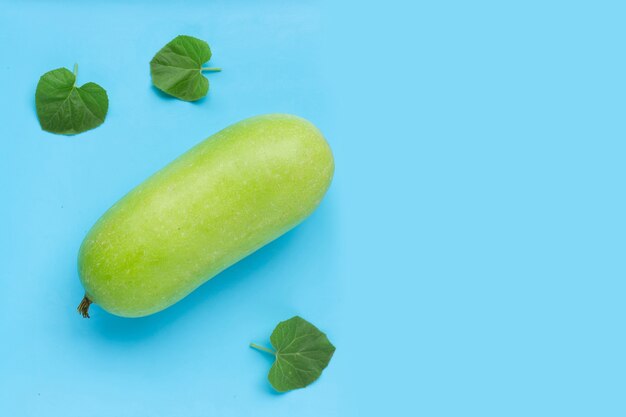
[
  {"x1": 72, "y1": 63, "x2": 78, "y2": 88},
  {"x1": 201, "y1": 67, "x2": 222, "y2": 72},
  {"x1": 250, "y1": 343, "x2": 276, "y2": 355}
]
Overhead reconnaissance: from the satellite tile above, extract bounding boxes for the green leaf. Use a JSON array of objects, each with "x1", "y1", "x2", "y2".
[
  {"x1": 251, "y1": 316, "x2": 336, "y2": 392},
  {"x1": 35, "y1": 65, "x2": 108, "y2": 135},
  {"x1": 149, "y1": 35, "x2": 221, "y2": 101}
]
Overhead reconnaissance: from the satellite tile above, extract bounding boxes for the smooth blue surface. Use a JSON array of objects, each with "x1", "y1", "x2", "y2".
[{"x1": 1, "y1": 1, "x2": 625, "y2": 415}]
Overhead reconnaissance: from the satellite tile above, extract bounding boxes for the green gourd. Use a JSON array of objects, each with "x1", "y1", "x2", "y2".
[{"x1": 77, "y1": 114, "x2": 334, "y2": 318}]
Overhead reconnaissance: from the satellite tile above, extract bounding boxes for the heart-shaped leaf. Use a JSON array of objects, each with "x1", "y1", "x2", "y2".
[
  {"x1": 251, "y1": 316, "x2": 336, "y2": 392},
  {"x1": 35, "y1": 65, "x2": 108, "y2": 135},
  {"x1": 150, "y1": 35, "x2": 221, "y2": 102}
]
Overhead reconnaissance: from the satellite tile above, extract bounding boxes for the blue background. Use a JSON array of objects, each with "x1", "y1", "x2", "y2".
[{"x1": 1, "y1": 0, "x2": 625, "y2": 415}]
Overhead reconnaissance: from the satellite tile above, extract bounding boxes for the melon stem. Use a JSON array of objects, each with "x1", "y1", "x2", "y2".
[{"x1": 77, "y1": 296, "x2": 92, "y2": 318}]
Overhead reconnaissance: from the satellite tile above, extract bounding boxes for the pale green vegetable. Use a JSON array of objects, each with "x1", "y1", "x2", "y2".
[{"x1": 77, "y1": 114, "x2": 334, "y2": 318}]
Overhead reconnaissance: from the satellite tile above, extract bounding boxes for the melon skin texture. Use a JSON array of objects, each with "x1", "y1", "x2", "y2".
[{"x1": 77, "y1": 114, "x2": 334, "y2": 318}]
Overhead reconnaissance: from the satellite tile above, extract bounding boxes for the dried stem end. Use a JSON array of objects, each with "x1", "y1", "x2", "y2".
[{"x1": 77, "y1": 296, "x2": 92, "y2": 319}]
